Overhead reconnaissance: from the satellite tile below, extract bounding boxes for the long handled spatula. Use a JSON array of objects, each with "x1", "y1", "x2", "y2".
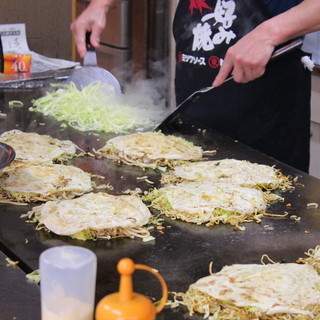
[{"x1": 155, "y1": 39, "x2": 303, "y2": 131}]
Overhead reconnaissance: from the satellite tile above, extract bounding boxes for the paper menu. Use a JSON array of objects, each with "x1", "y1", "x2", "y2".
[{"x1": 0, "y1": 23, "x2": 31, "y2": 54}]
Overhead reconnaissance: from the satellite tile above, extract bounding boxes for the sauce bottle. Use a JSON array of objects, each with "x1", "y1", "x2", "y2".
[{"x1": 95, "y1": 258, "x2": 168, "y2": 320}]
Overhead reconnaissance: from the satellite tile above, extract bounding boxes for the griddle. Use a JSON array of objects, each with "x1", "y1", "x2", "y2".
[{"x1": 1, "y1": 87, "x2": 320, "y2": 320}]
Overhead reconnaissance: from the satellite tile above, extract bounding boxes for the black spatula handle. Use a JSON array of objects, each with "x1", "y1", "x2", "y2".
[{"x1": 85, "y1": 32, "x2": 95, "y2": 52}]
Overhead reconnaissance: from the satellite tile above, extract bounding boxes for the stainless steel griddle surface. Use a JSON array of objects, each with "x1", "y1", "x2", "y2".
[{"x1": 1, "y1": 88, "x2": 320, "y2": 320}]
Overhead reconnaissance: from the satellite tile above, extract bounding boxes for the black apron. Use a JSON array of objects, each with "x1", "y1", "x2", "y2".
[{"x1": 173, "y1": 0, "x2": 311, "y2": 172}]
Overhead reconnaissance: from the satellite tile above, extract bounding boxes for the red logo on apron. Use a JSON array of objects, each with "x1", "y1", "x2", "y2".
[
  {"x1": 208, "y1": 56, "x2": 220, "y2": 68},
  {"x1": 189, "y1": 0, "x2": 212, "y2": 14}
]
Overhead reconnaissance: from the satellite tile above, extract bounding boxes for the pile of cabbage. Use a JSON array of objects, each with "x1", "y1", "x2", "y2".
[{"x1": 30, "y1": 81, "x2": 168, "y2": 133}]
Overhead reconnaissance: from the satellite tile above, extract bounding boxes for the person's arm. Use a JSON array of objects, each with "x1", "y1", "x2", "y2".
[
  {"x1": 71, "y1": 0, "x2": 116, "y2": 58},
  {"x1": 213, "y1": 0, "x2": 320, "y2": 87}
]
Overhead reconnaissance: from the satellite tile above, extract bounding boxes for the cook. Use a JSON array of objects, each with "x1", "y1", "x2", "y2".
[{"x1": 71, "y1": 0, "x2": 320, "y2": 173}]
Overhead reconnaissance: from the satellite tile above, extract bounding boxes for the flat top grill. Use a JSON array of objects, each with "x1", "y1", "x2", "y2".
[{"x1": 0, "y1": 87, "x2": 319, "y2": 320}]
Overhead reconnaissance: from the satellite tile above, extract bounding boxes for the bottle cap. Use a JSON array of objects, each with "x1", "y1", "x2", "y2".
[
  {"x1": 40, "y1": 246, "x2": 97, "y2": 320},
  {"x1": 95, "y1": 258, "x2": 168, "y2": 320}
]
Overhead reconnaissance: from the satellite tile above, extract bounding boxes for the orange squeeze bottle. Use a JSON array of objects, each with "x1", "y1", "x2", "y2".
[{"x1": 95, "y1": 258, "x2": 168, "y2": 320}]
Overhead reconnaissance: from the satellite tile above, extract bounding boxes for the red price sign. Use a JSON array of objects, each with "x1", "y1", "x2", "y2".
[{"x1": 3, "y1": 54, "x2": 31, "y2": 74}]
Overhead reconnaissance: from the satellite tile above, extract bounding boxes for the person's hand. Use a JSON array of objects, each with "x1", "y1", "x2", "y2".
[
  {"x1": 71, "y1": 3, "x2": 108, "y2": 58},
  {"x1": 212, "y1": 30, "x2": 275, "y2": 87},
  {"x1": 212, "y1": 0, "x2": 320, "y2": 87}
]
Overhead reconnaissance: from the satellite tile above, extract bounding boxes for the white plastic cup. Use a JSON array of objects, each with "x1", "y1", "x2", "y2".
[{"x1": 40, "y1": 246, "x2": 97, "y2": 320}]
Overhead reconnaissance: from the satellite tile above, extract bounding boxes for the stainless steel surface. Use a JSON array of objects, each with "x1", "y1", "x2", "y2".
[
  {"x1": 272, "y1": 38, "x2": 303, "y2": 60},
  {"x1": 120, "y1": 0, "x2": 132, "y2": 50},
  {"x1": 66, "y1": 34, "x2": 121, "y2": 93},
  {"x1": 66, "y1": 65, "x2": 121, "y2": 93},
  {"x1": 83, "y1": 50, "x2": 98, "y2": 66},
  {"x1": 0, "y1": 69, "x2": 72, "y2": 89}
]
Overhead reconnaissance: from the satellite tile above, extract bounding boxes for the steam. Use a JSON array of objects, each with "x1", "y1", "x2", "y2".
[{"x1": 111, "y1": 59, "x2": 171, "y2": 123}]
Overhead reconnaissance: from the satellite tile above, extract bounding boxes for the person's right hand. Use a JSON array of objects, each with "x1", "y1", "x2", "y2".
[
  {"x1": 71, "y1": 3, "x2": 108, "y2": 58},
  {"x1": 212, "y1": 27, "x2": 275, "y2": 87}
]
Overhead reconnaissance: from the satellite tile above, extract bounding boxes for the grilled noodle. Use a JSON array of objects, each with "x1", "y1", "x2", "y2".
[
  {"x1": 0, "y1": 129, "x2": 79, "y2": 163},
  {"x1": 161, "y1": 159, "x2": 291, "y2": 190},
  {"x1": 0, "y1": 163, "x2": 92, "y2": 202},
  {"x1": 143, "y1": 181, "x2": 272, "y2": 227},
  {"x1": 96, "y1": 131, "x2": 203, "y2": 170},
  {"x1": 26, "y1": 192, "x2": 152, "y2": 240},
  {"x1": 298, "y1": 245, "x2": 320, "y2": 273},
  {"x1": 182, "y1": 263, "x2": 320, "y2": 320}
]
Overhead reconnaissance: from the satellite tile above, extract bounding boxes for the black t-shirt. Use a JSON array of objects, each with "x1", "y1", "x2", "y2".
[{"x1": 261, "y1": 0, "x2": 303, "y2": 16}]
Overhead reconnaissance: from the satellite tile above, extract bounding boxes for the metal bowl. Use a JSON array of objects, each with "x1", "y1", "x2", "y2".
[{"x1": 0, "y1": 142, "x2": 15, "y2": 169}]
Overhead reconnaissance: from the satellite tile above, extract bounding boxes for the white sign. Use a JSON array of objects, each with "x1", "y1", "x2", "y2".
[{"x1": 0, "y1": 23, "x2": 30, "y2": 54}]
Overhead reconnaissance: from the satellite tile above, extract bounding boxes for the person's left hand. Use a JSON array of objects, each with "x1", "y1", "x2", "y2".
[{"x1": 212, "y1": 29, "x2": 275, "y2": 87}]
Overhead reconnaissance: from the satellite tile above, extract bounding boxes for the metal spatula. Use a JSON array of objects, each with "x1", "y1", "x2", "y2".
[
  {"x1": 66, "y1": 33, "x2": 121, "y2": 93},
  {"x1": 155, "y1": 39, "x2": 303, "y2": 131}
]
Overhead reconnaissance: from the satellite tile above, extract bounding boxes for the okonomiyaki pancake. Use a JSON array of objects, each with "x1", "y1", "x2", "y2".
[
  {"x1": 96, "y1": 131, "x2": 203, "y2": 170},
  {"x1": 161, "y1": 159, "x2": 289, "y2": 190},
  {"x1": 144, "y1": 181, "x2": 270, "y2": 228},
  {"x1": 0, "y1": 162, "x2": 92, "y2": 202},
  {"x1": 27, "y1": 192, "x2": 152, "y2": 240},
  {"x1": 0, "y1": 129, "x2": 79, "y2": 163},
  {"x1": 182, "y1": 262, "x2": 320, "y2": 320}
]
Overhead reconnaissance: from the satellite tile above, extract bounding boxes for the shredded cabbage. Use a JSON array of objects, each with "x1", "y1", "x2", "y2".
[
  {"x1": 30, "y1": 82, "x2": 167, "y2": 133},
  {"x1": 26, "y1": 269, "x2": 41, "y2": 284},
  {"x1": 5, "y1": 257, "x2": 19, "y2": 266},
  {"x1": 8, "y1": 100, "x2": 24, "y2": 108},
  {"x1": 182, "y1": 287, "x2": 320, "y2": 320}
]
